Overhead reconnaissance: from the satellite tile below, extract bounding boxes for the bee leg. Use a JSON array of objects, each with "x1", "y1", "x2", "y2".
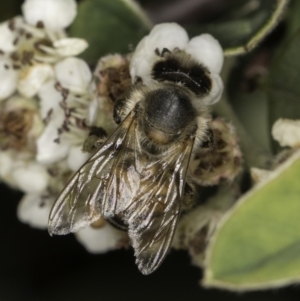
[
  {"x1": 182, "y1": 181, "x2": 195, "y2": 212},
  {"x1": 200, "y1": 128, "x2": 214, "y2": 151},
  {"x1": 113, "y1": 97, "x2": 127, "y2": 125},
  {"x1": 82, "y1": 126, "x2": 107, "y2": 153}
]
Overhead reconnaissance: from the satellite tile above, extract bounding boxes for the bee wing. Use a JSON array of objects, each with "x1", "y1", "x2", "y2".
[
  {"x1": 48, "y1": 112, "x2": 139, "y2": 235},
  {"x1": 125, "y1": 138, "x2": 194, "y2": 275}
]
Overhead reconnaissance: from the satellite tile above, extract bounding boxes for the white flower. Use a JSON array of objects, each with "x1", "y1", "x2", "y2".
[
  {"x1": 0, "y1": 20, "x2": 18, "y2": 53},
  {"x1": 0, "y1": 56, "x2": 18, "y2": 101},
  {"x1": 18, "y1": 64, "x2": 54, "y2": 98},
  {"x1": 129, "y1": 23, "x2": 224, "y2": 105},
  {"x1": 76, "y1": 223, "x2": 128, "y2": 253},
  {"x1": 55, "y1": 57, "x2": 92, "y2": 94},
  {"x1": 130, "y1": 23, "x2": 189, "y2": 82},
  {"x1": 38, "y1": 80, "x2": 65, "y2": 120},
  {"x1": 12, "y1": 161, "x2": 50, "y2": 193},
  {"x1": 17, "y1": 193, "x2": 55, "y2": 229},
  {"x1": 22, "y1": 0, "x2": 77, "y2": 30},
  {"x1": 36, "y1": 64, "x2": 97, "y2": 165},
  {"x1": 184, "y1": 34, "x2": 224, "y2": 74},
  {"x1": 272, "y1": 118, "x2": 300, "y2": 148},
  {"x1": 67, "y1": 146, "x2": 89, "y2": 171},
  {"x1": 36, "y1": 120, "x2": 70, "y2": 165}
]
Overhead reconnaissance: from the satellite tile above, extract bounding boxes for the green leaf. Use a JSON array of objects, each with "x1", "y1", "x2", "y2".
[
  {"x1": 204, "y1": 150, "x2": 300, "y2": 290},
  {"x1": 267, "y1": 30, "x2": 300, "y2": 143},
  {"x1": 69, "y1": 0, "x2": 152, "y2": 64},
  {"x1": 186, "y1": 0, "x2": 289, "y2": 56}
]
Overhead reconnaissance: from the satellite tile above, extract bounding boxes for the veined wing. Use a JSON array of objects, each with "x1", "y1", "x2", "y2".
[
  {"x1": 124, "y1": 137, "x2": 195, "y2": 275},
  {"x1": 48, "y1": 111, "x2": 140, "y2": 235}
]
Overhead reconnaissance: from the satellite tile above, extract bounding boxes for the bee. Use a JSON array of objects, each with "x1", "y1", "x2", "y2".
[{"x1": 48, "y1": 48, "x2": 214, "y2": 275}]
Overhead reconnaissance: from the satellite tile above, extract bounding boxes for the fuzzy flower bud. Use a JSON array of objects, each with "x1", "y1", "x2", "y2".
[{"x1": 189, "y1": 118, "x2": 242, "y2": 186}]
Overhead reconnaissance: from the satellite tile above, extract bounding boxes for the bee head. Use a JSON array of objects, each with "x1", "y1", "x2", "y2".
[{"x1": 143, "y1": 85, "x2": 196, "y2": 144}]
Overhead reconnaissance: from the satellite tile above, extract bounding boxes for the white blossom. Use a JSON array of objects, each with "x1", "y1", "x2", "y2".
[
  {"x1": 201, "y1": 73, "x2": 224, "y2": 105},
  {"x1": 0, "y1": 20, "x2": 18, "y2": 53},
  {"x1": 184, "y1": 34, "x2": 224, "y2": 74},
  {"x1": 129, "y1": 23, "x2": 224, "y2": 105},
  {"x1": 22, "y1": 0, "x2": 77, "y2": 30},
  {"x1": 272, "y1": 118, "x2": 300, "y2": 148},
  {"x1": 18, "y1": 64, "x2": 54, "y2": 98},
  {"x1": 67, "y1": 146, "x2": 89, "y2": 171},
  {"x1": 130, "y1": 23, "x2": 189, "y2": 82},
  {"x1": 36, "y1": 120, "x2": 70, "y2": 165},
  {"x1": 0, "y1": 56, "x2": 18, "y2": 101},
  {"x1": 38, "y1": 80, "x2": 65, "y2": 120},
  {"x1": 52, "y1": 38, "x2": 88, "y2": 57},
  {"x1": 76, "y1": 223, "x2": 128, "y2": 253},
  {"x1": 17, "y1": 193, "x2": 55, "y2": 229},
  {"x1": 12, "y1": 161, "x2": 50, "y2": 193},
  {"x1": 55, "y1": 57, "x2": 92, "y2": 94}
]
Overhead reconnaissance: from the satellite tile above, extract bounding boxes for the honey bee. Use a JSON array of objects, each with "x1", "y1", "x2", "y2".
[{"x1": 48, "y1": 48, "x2": 214, "y2": 275}]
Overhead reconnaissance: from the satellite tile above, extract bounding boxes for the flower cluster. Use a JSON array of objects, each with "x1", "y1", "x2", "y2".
[
  {"x1": 1, "y1": 3, "x2": 239, "y2": 260},
  {"x1": 0, "y1": 0, "x2": 95, "y2": 230}
]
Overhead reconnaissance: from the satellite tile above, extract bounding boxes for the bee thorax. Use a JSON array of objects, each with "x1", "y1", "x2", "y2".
[{"x1": 143, "y1": 85, "x2": 196, "y2": 141}]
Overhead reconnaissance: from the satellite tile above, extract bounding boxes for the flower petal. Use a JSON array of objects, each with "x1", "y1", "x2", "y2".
[
  {"x1": 12, "y1": 162, "x2": 49, "y2": 193},
  {"x1": 22, "y1": 0, "x2": 77, "y2": 30},
  {"x1": 76, "y1": 223, "x2": 127, "y2": 253},
  {"x1": 201, "y1": 73, "x2": 224, "y2": 105},
  {"x1": 67, "y1": 146, "x2": 89, "y2": 171},
  {"x1": 130, "y1": 22, "x2": 189, "y2": 81},
  {"x1": 0, "y1": 21, "x2": 18, "y2": 53},
  {"x1": 38, "y1": 80, "x2": 65, "y2": 120},
  {"x1": 185, "y1": 34, "x2": 224, "y2": 74},
  {"x1": 53, "y1": 38, "x2": 88, "y2": 57},
  {"x1": 0, "y1": 56, "x2": 18, "y2": 101},
  {"x1": 18, "y1": 64, "x2": 54, "y2": 98},
  {"x1": 54, "y1": 57, "x2": 92, "y2": 94},
  {"x1": 36, "y1": 121, "x2": 70, "y2": 164},
  {"x1": 17, "y1": 193, "x2": 54, "y2": 229}
]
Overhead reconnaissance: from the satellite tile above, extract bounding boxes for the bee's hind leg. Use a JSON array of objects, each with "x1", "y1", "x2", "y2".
[
  {"x1": 82, "y1": 126, "x2": 107, "y2": 153},
  {"x1": 182, "y1": 181, "x2": 195, "y2": 212}
]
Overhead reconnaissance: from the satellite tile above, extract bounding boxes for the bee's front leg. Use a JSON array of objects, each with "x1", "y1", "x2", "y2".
[{"x1": 82, "y1": 126, "x2": 107, "y2": 153}]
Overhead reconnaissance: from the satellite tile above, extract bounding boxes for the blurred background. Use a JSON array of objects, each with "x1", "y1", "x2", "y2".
[{"x1": 0, "y1": 0, "x2": 300, "y2": 300}]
